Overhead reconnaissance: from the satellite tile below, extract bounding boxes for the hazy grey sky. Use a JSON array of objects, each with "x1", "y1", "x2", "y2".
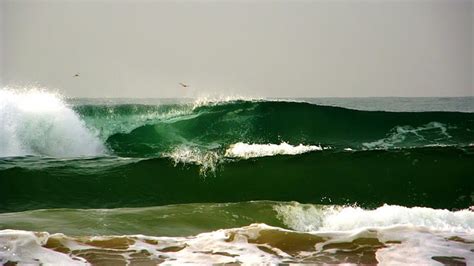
[{"x1": 1, "y1": 0, "x2": 473, "y2": 98}]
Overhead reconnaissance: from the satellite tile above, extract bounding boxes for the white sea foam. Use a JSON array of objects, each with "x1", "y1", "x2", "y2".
[
  {"x1": 375, "y1": 226, "x2": 474, "y2": 265},
  {"x1": 0, "y1": 88, "x2": 106, "y2": 157},
  {"x1": 0, "y1": 230, "x2": 87, "y2": 265},
  {"x1": 0, "y1": 226, "x2": 281, "y2": 265},
  {"x1": 274, "y1": 203, "x2": 474, "y2": 264},
  {"x1": 274, "y1": 203, "x2": 474, "y2": 233},
  {"x1": 191, "y1": 96, "x2": 319, "y2": 110},
  {"x1": 225, "y1": 142, "x2": 323, "y2": 159},
  {"x1": 363, "y1": 122, "x2": 451, "y2": 149},
  {"x1": 164, "y1": 146, "x2": 221, "y2": 175},
  {"x1": 192, "y1": 95, "x2": 263, "y2": 109},
  {"x1": 165, "y1": 142, "x2": 323, "y2": 174},
  {"x1": 2, "y1": 222, "x2": 473, "y2": 265},
  {"x1": 2, "y1": 202, "x2": 474, "y2": 264}
]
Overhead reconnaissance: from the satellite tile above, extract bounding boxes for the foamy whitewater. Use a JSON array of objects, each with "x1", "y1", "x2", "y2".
[
  {"x1": 1, "y1": 203, "x2": 473, "y2": 265},
  {"x1": 225, "y1": 142, "x2": 323, "y2": 159},
  {"x1": 1, "y1": 89, "x2": 473, "y2": 264},
  {"x1": 0, "y1": 89, "x2": 105, "y2": 157}
]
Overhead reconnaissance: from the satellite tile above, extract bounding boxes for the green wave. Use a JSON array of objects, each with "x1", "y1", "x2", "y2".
[
  {"x1": 1, "y1": 147, "x2": 472, "y2": 212},
  {"x1": 0, "y1": 201, "x2": 284, "y2": 236},
  {"x1": 2, "y1": 201, "x2": 472, "y2": 237},
  {"x1": 75, "y1": 101, "x2": 474, "y2": 157}
]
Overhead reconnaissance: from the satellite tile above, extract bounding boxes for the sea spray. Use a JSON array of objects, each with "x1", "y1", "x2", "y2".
[{"x1": 0, "y1": 89, "x2": 105, "y2": 157}]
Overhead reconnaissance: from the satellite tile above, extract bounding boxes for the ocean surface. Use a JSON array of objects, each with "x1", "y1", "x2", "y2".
[{"x1": 0, "y1": 89, "x2": 473, "y2": 264}]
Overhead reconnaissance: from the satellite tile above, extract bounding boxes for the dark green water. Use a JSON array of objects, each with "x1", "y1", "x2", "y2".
[{"x1": 1, "y1": 147, "x2": 473, "y2": 212}]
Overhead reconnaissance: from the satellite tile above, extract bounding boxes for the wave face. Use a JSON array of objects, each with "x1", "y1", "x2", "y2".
[
  {"x1": 74, "y1": 100, "x2": 474, "y2": 157},
  {"x1": 1, "y1": 146, "x2": 472, "y2": 212},
  {"x1": 1, "y1": 91, "x2": 473, "y2": 264}
]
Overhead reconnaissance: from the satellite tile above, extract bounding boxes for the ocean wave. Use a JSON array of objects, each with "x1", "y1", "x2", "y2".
[
  {"x1": 3, "y1": 89, "x2": 471, "y2": 159},
  {"x1": 2, "y1": 201, "x2": 473, "y2": 237},
  {"x1": 0, "y1": 89, "x2": 106, "y2": 157},
  {"x1": 74, "y1": 103, "x2": 195, "y2": 141},
  {"x1": 102, "y1": 99, "x2": 474, "y2": 157},
  {"x1": 1, "y1": 146, "x2": 472, "y2": 212},
  {"x1": 274, "y1": 202, "x2": 474, "y2": 233},
  {"x1": 1, "y1": 201, "x2": 473, "y2": 264},
  {"x1": 273, "y1": 203, "x2": 474, "y2": 264},
  {"x1": 2, "y1": 90, "x2": 472, "y2": 265}
]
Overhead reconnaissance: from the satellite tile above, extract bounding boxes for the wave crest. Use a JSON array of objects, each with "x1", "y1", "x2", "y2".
[
  {"x1": 274, "y1": 202, "x2": 474, "y2": 232},
  {"x1": 0, "y1": 89, "x2": 106, "y2": 157},
  {"x1": 225, "y1": 142, "x2": 323, "y2": 159},
  {"x1": 164, "y1": 146, "x2": 221, "y2": 175}
]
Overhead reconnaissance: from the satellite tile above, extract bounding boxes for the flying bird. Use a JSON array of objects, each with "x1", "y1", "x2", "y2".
[
  {"x1": 179, "y1": 82, "x2": 190, "y2": 88},
  {"x1": 73, "y1": 73, "x2": 80, "y2": 77}
]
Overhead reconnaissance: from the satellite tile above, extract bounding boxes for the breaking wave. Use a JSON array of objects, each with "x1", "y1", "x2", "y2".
[
  {"x1": 2, "y1": 89, "x2": 473, "y2": 159},
  {"x1": 0, "y1": 89, "x2": 105, "y2": 157},
  {"x1": 0, "y1": 89, "x2": 473, "y2": 264},
  {"x1": 1, "y1": 202, "x2": 473, "y2": 265}
]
